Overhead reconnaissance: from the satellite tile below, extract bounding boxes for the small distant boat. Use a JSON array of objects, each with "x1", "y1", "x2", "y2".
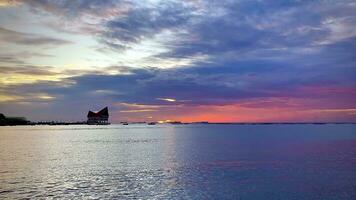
[
  {"x1": 148, "y1": 122, "x2": 156, "y2": 125},
  {"x1": 123, "y1": 122, "x2": 129, "y2": 125}
]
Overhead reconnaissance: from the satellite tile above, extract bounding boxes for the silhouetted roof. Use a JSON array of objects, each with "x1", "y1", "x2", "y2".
[{"x1": 87, "y1": 107, "x2": 109, "y2": 118}]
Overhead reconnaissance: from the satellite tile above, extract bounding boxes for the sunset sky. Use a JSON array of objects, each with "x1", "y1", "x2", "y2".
[{"x1": 0, "y1": 0, "x2": 356, "y2": 122}]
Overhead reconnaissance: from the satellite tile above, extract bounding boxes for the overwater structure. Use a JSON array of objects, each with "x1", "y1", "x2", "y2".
[{"x1": 87, "y1": 107, "x2": 109, "y2": 125}]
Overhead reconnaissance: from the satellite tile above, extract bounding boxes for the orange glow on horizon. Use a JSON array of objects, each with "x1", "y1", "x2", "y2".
[{"x1": 110, "y1": 100, "x2": 356, "y2": 123}]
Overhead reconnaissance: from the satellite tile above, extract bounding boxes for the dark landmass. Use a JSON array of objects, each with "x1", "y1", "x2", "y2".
[
  {"x1": 0, "y1": 113, "x2": 30, "y2": 126},
  {"x1": 0, "y1": 113, "x2": 89, "y2": 126}
]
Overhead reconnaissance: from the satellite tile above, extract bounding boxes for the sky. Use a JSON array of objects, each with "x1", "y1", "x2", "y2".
[{"x1": 0, "y1": 0, "x2": 356, "y2": 123}]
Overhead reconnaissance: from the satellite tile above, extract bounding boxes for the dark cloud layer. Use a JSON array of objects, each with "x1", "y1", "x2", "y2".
[
  {"x1": 102, "y1": 1, "x2": 193, "y2": 50},
  {"x1": 1, "y1": 61, "x2": 355, "y2": 121}
]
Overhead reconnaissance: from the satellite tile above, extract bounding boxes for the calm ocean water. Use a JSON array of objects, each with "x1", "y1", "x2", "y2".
[{"x1": 0, "y1": 124, "x2": 356, "y2": 199}]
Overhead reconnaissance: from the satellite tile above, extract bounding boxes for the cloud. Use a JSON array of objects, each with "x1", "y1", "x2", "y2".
[
  {"x1": 10, "y1": 0, "x2": 356, "y2": 53},
  {"x1": 148, "y1": 0, "x2": 356, "y2": 65},
  {"x1": 0, "y1": 65, "x2": 78, "y2": 86},
  {"x1": 0, "y1": 54, "x2": 26, "y2": 65},
  {"x1": 0, "y1": 66, "x2": 58, "y2": 76},
  {"x1": 0, "y1": 27, "x2": 72, "y2": 46},
  {"x1": 14, "y1": 0, "x2": 132, "y2": 35},
  {"x1": 1, "y1": 63, "x2": 355, "y2": 122},
  {"x1": 0, "y1": 0, "x2": 20, "y2": 7},
  {"x1": 3, "y1": 63, "x2": 355, "y2": 106},
  {"x1": 1, "y1": 0, "x2": 355, "y2": 122},
  {"x1": 316, "y1": 16, "x2": 356, "y2": 45},
  {"x1": 12, "y1": 0, "x2": 356, "y2": 67},
  {"x1": 101, "y1": 1, "x2": 193, "y2": 50},
  {"x1": 23, "y1": 0, "x2": 129, "y2": 17}
]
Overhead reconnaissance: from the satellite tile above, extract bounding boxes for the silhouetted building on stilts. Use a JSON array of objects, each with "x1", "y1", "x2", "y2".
[{"x1": 87, "y1": 107, "x2": 109, "y2": 125}]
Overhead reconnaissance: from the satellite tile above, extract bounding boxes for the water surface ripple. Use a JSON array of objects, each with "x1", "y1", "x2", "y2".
[{"x1": 1, "y1": 124, "x2": 356, "y2": 199}]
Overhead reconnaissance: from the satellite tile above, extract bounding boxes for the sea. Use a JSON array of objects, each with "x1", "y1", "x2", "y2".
[{"x1": 1, "y1": 124, "x2": 356, "y2": 199}]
